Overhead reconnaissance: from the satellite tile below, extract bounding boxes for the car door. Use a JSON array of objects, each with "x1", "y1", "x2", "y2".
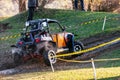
[{"x1": 48, "y1": 22, "x2": 67, "y2": 48}]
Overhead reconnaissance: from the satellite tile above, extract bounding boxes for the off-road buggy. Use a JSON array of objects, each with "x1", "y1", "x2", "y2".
[{"x1": 11, "y1": 18, "x2": 84, "y2": 66}]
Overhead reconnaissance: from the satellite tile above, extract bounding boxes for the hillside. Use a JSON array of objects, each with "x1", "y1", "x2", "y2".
[
  {"x1": 0, "y1": 0, "x2": 19, "y2": 17},
  {"x1": 1, "y1": 9, "x2": 120, "y2": 39},
  {"x1": 0, "y1": 0, "x2": 120, "y2": 17},
  {"x1": 0, "y1": 9, "x2": 120, "y2": 80}
]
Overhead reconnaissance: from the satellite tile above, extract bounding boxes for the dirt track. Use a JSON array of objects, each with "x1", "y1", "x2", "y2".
[
  {"x1": 1, "y1": 31, "x2": 120, "y2": 75},
  {"x1": 0, "y1": 23, "x2": 120, "y2": 75}
]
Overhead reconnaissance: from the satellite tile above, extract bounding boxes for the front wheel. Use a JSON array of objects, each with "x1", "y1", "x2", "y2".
[
  {"x1": 43, "y1": 50, "x2": 56, "y2": 66},
  {"x1": 13, "y1": 53, "x2": 23, "y2": 66}
]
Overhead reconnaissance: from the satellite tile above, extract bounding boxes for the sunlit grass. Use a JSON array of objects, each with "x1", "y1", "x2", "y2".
[{"x1": 1, "y1": 67, "x2": 120, "y2": 80}]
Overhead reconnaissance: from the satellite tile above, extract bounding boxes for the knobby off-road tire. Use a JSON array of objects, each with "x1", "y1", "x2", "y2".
[
  {"x1": 42, "y1": 41, "x2": 57, "y2": 66},
  {"x1": 71, "y1": 41, "x2": 84, "y2": 57},
  {"x1": 43, "y1": 50, "x2": 56, "y2": 66},
  {"x1": 74, "y1": 41, "x2": 84, "y2": 52}
]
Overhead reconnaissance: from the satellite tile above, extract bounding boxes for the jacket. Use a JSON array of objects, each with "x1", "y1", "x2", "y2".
[{"x1": 28, "y1": 0, "x2": 38, "y2": 8}]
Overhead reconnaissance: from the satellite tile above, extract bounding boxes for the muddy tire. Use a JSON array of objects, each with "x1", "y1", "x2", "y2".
[
  {"x1": 71, "y1": 41, "x2": 84, "y2": 57},
  {"x1": 13, "y1": 53, "x2": 23, "y2": 66},
  {"x1": 43, "y1": 50, "x2": 56, "y2": 66}
]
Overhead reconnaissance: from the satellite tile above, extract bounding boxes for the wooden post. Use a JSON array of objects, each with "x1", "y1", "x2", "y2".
[
  {"x1": 91, "y1": 58, "x2": 97, "y2": 80},
  {"x1": 49, "y1": 56, "x2": 55, "y2": 72},
  {"x1": 102, "y1": 16, "x2": 106, "y2": 31}
]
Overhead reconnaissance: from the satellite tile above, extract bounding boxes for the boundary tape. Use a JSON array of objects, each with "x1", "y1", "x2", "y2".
[
  {"x1": 0, "y1": 34, "x2": 20, "y2": 40},
  {"x1": 56, "y1": 37, "x2": 120, "y2": 58},
  {"x1": 80, "y1": 17, "x2": 119, "y2": 26},
  {"x1": 80, "y1": 18, "x2": 103, "y2": 26},
  {"x1": 57, "y1": 58, "x2": 120, "y2": 63}
]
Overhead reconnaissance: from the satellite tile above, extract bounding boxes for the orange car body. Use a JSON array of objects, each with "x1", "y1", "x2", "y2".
[{"x1": 52, "y1": 32, "x2": 72, "y2": 48}]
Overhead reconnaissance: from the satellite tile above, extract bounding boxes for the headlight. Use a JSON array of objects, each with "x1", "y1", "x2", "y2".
[{"x1": 25, "y1": 21, "x2": 29, "y2": 26}]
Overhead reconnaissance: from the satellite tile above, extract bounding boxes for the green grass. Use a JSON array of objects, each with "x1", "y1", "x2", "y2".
[
  {"x1": 1, "y1": 9, "x2": 120, "y2": 40},
  {"x1": 0, "y1": 9, "x2": 120, "y2": 80},
  {"x1": 1, "y1": 9, "x2": 120, "y2": 49}
]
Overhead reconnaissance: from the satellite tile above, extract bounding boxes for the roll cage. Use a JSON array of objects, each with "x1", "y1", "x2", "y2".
[{"x1": 24, "y1": 18, "x2": 65, "y2": 33}]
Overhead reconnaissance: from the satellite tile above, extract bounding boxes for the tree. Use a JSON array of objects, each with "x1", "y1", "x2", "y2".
[
  {"x1": 17, "y1": 0, "x2": 55, "y2": 12},
  {"x1": 18, "y1": 0, "x2": 26, "y2": 12},
  {"x1": 14, "y1": 0, "x2": 26, "y2": 12},
  {"x1": 38, "y1": 0, "x2": 47, "y2": 9},
  {"x1": 18, "y1": 0, "x2": 47, "y2": 12}
]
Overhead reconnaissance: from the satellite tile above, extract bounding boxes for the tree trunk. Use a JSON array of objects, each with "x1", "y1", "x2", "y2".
[
  {"x1": 19, "y1": 0, "x2": 26, "y2": 12},
  {"x1": 38, "y1": 0, "x2": 47, "y2": 9}
]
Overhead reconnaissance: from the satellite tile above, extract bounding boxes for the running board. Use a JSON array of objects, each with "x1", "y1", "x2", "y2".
[{"x1": 56, "y1": 48, "x2": 69, "y2": 53}]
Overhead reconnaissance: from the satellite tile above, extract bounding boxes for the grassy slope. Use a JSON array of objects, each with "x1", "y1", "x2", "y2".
[
  {"x1": 1, "y1": 9, "x2": 120, "y2": 39},
  {"x1": 0, "y1": 9, "x2": 120, "y2": 79},
  {"x1": 1, "y1": 9, "x2": 120, "y2": 51}
]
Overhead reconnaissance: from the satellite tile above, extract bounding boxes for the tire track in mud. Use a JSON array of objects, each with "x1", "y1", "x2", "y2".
[
  {"x1": 1, "y1": 31, "x2": 120, "y2": 75},
  {"x1": 79, "y1": 31, "x2": 120, "y2": 60}
]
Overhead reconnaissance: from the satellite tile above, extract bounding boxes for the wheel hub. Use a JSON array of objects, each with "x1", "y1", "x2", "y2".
[
  {"x1": 74, "y1": 45, "x2": 81, "y2": 52},
  {"x1": 48, "y1": 50, "x2": 56, "y2": 64}
]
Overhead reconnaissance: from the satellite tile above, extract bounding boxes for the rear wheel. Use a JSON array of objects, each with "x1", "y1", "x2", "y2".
[
  {"x1": 74, "y1": 41, "x2": 83, "y2": 52},
  {"x1": 72, "y1": 41, "x2": 84, "y2": 57}
]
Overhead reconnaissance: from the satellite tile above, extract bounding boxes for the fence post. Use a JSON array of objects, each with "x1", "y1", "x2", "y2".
[
  {"x1": 102, "y1": 16, "x2": 106, "y2": 31},
  {"x1": 91, "y1": 58, "x2": 97, "y2": 80},
  {"x1": 49, "y1": 56, "x2": 55, "y2": 72}
]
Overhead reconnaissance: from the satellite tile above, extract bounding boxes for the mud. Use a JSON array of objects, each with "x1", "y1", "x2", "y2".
[{"x1": 0, "y1": 23, "x2": 120, "y2": 75}]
